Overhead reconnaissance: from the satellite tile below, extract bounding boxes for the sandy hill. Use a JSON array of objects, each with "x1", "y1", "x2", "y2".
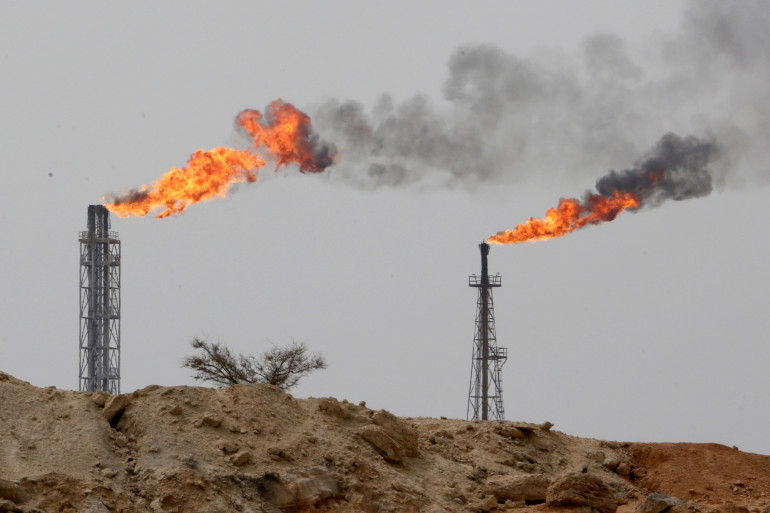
[{"x1": 1, "y1": 371, "x2": 769, "y2": 513}]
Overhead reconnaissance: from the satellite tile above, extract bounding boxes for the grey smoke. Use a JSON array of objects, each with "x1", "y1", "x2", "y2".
[{"x1": 311, "y1": 0, "x2": 769, "y2": 190}]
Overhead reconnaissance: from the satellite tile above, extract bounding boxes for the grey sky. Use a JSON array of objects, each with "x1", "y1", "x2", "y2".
[{"x1": 2, "y1": 1, "x2": 769, "y2": 455}]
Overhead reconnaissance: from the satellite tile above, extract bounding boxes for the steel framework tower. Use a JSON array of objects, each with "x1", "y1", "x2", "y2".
[
  {"x1": 467, "y1": 242, "x2": 507, "y2": 421},
  {"x1": 79, "y1": 205, "x2": 121, "y2": 393}
]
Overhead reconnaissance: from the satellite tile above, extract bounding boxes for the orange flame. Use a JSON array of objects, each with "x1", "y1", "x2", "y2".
[
  {"x1": 487, "y1": 191, "x2": 639, "y2": 245},
  {"x1": 237, "y1": 100, "x2": 333, "y2": 173},
  {"x1": 104, "y1": 100, "x2": 334, "y2": 218},
  {"x1": 105, "y1": 148, "x2": 264, "y2": 218}
]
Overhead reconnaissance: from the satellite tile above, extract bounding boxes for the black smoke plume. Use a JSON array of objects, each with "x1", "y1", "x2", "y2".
[{"x1": 596, "y1": 133, "x2": 720, "y2": 209}]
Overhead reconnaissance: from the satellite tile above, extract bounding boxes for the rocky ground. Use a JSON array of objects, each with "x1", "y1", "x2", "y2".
[{"x1": 1, "y1": 370, "x2": 769, "y2": 513}]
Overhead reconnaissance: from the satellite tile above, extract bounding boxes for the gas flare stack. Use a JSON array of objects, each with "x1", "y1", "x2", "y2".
[
  {"x1": 79, "y1": 205, "x2": 121, "y2": 393},
  {"x1": 467, "y1": 242, "x2": 507, "y2": 421}
]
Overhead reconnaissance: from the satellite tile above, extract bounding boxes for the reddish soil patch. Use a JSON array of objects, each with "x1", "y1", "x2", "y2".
[{"x1": 632, "y1": 443, "x2": 770, "y2": 508}]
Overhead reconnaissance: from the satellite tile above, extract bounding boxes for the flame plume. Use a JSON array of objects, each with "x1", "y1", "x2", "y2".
[
  {"x1": 105, "y1": 149, "x2": 264, "y2": 219},
  {"x1": 237, "y1": 100, "x2": 336, "y2": 173},
  {"x1": 104, "y1": 100, "x2": 336, "y2": 218},
  {"x1": 488, "y1": 133, "x2": 720, "y2": 245},
  {"x1": 488, "y1": 191, "x2": 640, "y2": 245}
]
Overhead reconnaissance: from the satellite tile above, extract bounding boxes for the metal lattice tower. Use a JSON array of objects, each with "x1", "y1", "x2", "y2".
[
  {"x1": 79, "y1": 205, "x2": 121, "y2": 393},
  {"x1": 467, "y1": 242, "x2": 507, "y2": 421}
]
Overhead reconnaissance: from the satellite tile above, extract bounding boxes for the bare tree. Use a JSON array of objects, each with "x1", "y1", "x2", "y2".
[{"x1": 181, "y1": 338, "x2": 328, "y2": 390}]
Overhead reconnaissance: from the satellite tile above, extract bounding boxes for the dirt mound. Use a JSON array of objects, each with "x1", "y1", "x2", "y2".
[{"x1": 1, "y1": 370, "x2": 768, "y2": 513}]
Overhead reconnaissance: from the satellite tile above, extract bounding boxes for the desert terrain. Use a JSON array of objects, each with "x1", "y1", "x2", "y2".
[{"x1": 1, "y1": 370, "x2": 768, "y2": 513}]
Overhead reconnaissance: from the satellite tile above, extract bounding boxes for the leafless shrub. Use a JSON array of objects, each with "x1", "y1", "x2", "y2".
[{"x1": 182, "y1": 338, "x2": 328, "y2": 390}]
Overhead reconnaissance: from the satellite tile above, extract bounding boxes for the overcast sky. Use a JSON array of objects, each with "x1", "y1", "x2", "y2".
[{"x1": 2, "y1": 1, "x2": 769, "y2": 455}]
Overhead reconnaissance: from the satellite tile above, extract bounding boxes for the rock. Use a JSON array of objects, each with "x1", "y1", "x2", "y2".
[
  {"x1": 258, "y1": 473, "x2": 295, "y2": 508},
  {"x1": 586, "y1": 450, "x2": 606, "y2": 464},
  {"x1": 434, "y1": 429, "x2": 454, "y2": 440},
  {"x1": 616, "y1": 460, "x2": 633, "y2": 478},
  {"x1": 267, "y1": 447, "x2": 287, "y2": 461},
  {"x1": 717, "y1": 504, "x2": 750, "y2": 513},
  {"x1": 482, "y1": 474, "x2": 551, "y2": 503},
  {"x1": 0, "y1": 480, "x2": 30, "y2": 505},
  {"x1": 603, "y1": 453, "x2": 625, "y2": 472},
  {"x1": 100, "y1": 467, "x2": 117, "y2": 478},
  {"x1": 359, "y1": 425, "x2": 404, "y2": 463},
  {"x1": 231, "y1": 450, "x2": 252, "y2": 466},
  {"x1": 605, "y1": 480, "x2": 638, "y2": 505},
  {"x1": 494, "y1": 424, "x2": 526, "y2": 439},
  {"x1": 509, "y1": 423, "x2": 536, "y2": 435},
  {"x1": 80, "y1": 496, "x2": 111, "y2": 513},
  {"x1": 532, "y1": 436, "x2": 551, "y2": 452},
  {"x1": 259, "y1": 468, "x2": 341, "y2": 509},
  {"x1": 540, "y1": 421, "x2": 554, "y2": 431},
  {"x1": 169, "y1": 405, "x2": 183, "y2": 416},
  {"x1": 201, "y1": 414, "x2": 222, "y2": 427},
  {"x1": 546, "y1": 472, "x2": 618, "y2": 513},
  {"x1": 635, "y1": 493, "x2": 683, "y2": 513},
  {"x1": 371, "y1": 410, "x2": 419, "y2": 457},
  {"x1": 318, "y1": 398, "x2": 354, "y2": 420},
  {"x1": 429, "y1": 430, "x2": 456, "y2": 444},
  {"x1": 91, "y1": 391, "x2": 109, "y2": 407},
  {"x1": 216, "y1": 439, "x2": 239, "y2": 454},
  {"x1": 0, "y1": 499, "x2": 23, "y2": 512},
  {"x1": 149, "y1": 498, "x2": 162, "y2": 512},
  {"x1": 102, "y1": 395, "x2": 130, "y2": 423},
  {"x1": 479, "y1": 494, "x2": 498, "y2": 511},
  {"x1": 134, "y1": 384, "x2": 162, "y2": 396},
  {"x1": 293, "y1": 468, "x2": 341, "y2": 507}
]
